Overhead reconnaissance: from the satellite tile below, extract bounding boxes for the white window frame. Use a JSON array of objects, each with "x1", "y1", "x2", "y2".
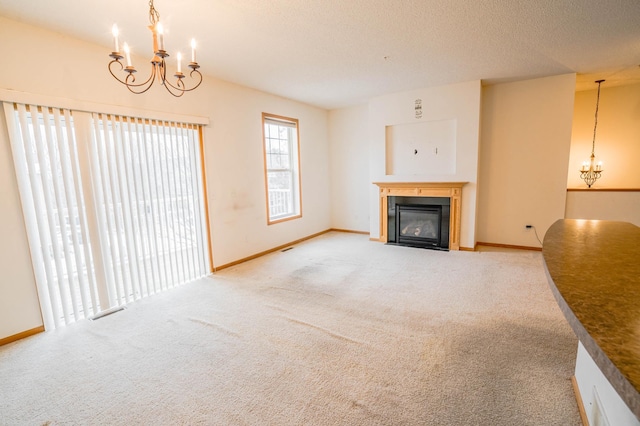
[{"x1": 262, "y1": 113, "x2": 302, "y2": 224}]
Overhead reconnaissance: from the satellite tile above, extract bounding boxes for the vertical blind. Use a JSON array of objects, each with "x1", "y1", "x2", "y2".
[{"x1": 2, "y1": 102, "x2": 210, "y2": 330}]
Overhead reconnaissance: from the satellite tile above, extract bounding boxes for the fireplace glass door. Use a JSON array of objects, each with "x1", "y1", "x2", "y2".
[{"x1": 396, "y1": 205, "x2": 442, "y2": 248}]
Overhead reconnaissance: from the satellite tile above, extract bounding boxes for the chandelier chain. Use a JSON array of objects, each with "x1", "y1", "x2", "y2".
[
  {"x1": 148, "y1": 0, "x2": 160, "y2": 26},
  {"x1": 591, "y1": 79, "x2": 604, "y2": 156}
]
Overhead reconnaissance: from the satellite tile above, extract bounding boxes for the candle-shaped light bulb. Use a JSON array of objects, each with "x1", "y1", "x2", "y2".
[
  {"x1": 157, "y1": 23, "x2": 164, "y2": 51},
  {"x1": 124, "y1": 42, "x2": 132, "y2": 67},
  {"x1": 597, "y1": 161, "x2": 603, "y2": 171},
  {"x1": 112, "y1": 24, "x2": 119, "y2": 52},
  {"x1": 191, "y1": 38, "x2": 196, "y2": 62},
  {"x1": 177, "y1": 52, "x2": 182, "y2": 73}
]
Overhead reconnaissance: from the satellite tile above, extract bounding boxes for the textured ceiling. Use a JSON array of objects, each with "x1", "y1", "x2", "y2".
[{"x1": 1, "y1": 0, "x2": 639, "y2": 108}]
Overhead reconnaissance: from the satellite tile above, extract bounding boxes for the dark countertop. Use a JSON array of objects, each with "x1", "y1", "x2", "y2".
[{"x1": 542, "y1": 219, "x2": 640, "y2": 420}]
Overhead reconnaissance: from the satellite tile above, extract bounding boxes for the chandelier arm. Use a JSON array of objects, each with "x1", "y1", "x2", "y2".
[
  {"x1": 156, "y1": 60, "x2": 186, "y2": 97},
  {"x1": 108, "y1": 59, "x2": 126, "y2": 82},
  {"x1": 162, "y1": 78, "x2": 187, "y2": 97},
  {"x1": 108, "y1": 59, "x2": 159, "y2": 91},
  {"x1": 184, "y1": 69, "x2": 203, "y2": 91},
  {"x1": 109, "y1": 61, "x2": 158, "y2": 95},
  {"x1": 153, "y1": 59, "x2": 185, "y2": 97},
  {"x1": 579, "y1": 169, "x2": 602, "y2": 188},
  {"x1": 127, "y1": 68, "x2": 156, "y2": 89},
  {"x1": 125, "y1": 67, "x2": 156, "y2": 95},
  {"x1": 157, "y1": 58, "x2": 167, "y2": 85},
  {"x1": 162, "y1": 69, "x2": 203, "y2": 94}
]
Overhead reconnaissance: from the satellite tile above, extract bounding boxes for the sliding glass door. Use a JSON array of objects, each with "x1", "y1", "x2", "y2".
[{"x1": 2, "y1": 102, "x2": 211, "y2": 330}]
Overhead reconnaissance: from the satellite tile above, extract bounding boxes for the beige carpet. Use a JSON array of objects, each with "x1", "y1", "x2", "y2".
[{"x1": 0, "y1": 232, "x2": 581, "y2": 425}]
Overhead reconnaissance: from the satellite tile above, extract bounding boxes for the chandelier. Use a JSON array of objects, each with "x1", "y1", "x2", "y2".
[
  {"x1": 108, "y1": 0, "x2": 202, "y2": 97},
  {"x1": 579, "y1": 79, "x2": 605, "y2": 188}
]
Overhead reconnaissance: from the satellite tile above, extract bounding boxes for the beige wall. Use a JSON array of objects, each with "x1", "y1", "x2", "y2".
[
  {"x1": 477, "y1": 74, "x2": 576, "y2": 248},
  {"x1": 328, "y1": 105, "x2": 370, "y2": 232},
  {"x1": 0, "y1": 16, "x2": 331, "y2": 339},
  {"x1": 565, "y1": 191, "x2": 640, "y2": 226}
]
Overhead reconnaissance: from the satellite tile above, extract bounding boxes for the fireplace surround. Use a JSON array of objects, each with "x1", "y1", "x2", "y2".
[{"x1": 374, "y1": 182, "x2": 466, "y2": 250}]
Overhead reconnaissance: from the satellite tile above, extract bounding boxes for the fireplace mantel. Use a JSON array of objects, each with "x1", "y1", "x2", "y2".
[{"x1": 374, "y1": 182, "x2": 467, "y2": 250}]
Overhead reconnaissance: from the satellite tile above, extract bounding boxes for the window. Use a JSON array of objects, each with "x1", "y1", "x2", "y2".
[
  {"x1": 3, "y1": 102, "x2": 211, "y2": 330},
  {"x1": 262, "y1": 113, "x2": 301, "y2": 224}
]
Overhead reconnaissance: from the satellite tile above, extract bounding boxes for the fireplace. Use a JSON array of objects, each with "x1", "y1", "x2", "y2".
[
  {"x1": 387, "y1": 197, "x2": 450, "y2": 250},
  {"x1": 374, "y1": 182, "x2": 465, "y2": 250}
]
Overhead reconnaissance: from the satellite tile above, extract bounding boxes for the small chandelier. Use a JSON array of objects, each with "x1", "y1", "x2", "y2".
[
  {"x1": 579, "y1": 79, "x2": 605, "y2": 188},
  {"x1": 108, "y1": 0, "x2": 202, "y2": 97}
]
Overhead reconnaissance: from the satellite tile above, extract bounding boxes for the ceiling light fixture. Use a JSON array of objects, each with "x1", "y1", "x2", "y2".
[
  {"x1": 108, "y1": 0, "x2": 202, "y2": 97},
  {"x1": 579, "y1": 79, "x2": 605, "y2": 188}
]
